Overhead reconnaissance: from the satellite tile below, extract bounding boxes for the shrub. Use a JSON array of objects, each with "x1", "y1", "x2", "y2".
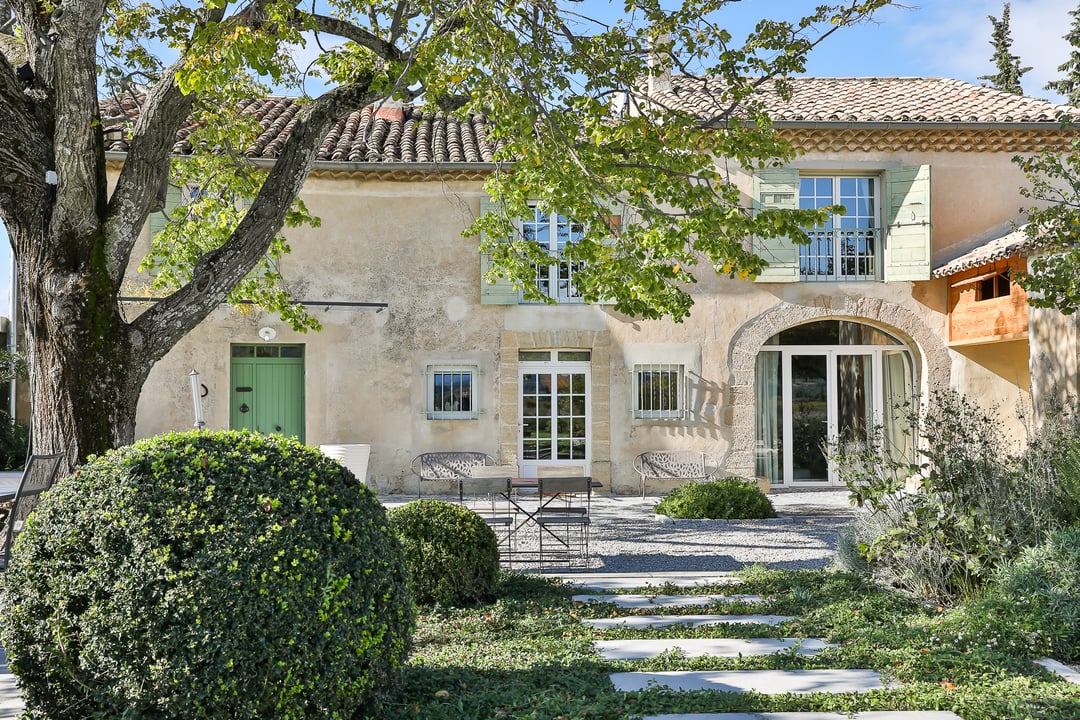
[
  {"x1": 833, "y1": 390, "x2": 1061, "y2": 603},
  {"x1": 0, "y1": 414, "x2": 28, "y2": 470},
  {"x1": 0, "y1": 430, "x2": 415, "y2": 720},
  {"x1": 987, "y1": 526, "x2": 1080, "y2": 660},
  {"x1": 654, "y1": 477, "x2": 776, "y2": 520},
  {"x1": 387, "y1": 500, "x2": 500, "y2": 606}
]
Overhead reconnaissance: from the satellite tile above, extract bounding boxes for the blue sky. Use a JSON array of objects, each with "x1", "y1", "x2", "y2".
[{"x1": 1, "y1": 0, "x2": 1075, "y2": 318}]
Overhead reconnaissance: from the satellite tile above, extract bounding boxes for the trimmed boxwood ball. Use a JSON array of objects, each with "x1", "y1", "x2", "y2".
[
  {"x1": 387, "y1": 500, "x2": 500, "y2": 606},
  {"x1": 655, "y1": 477, "x2": 777, "y2": 520},
  {"x1": 0, "y1": 430, "x2": 415, "y2": 720}
]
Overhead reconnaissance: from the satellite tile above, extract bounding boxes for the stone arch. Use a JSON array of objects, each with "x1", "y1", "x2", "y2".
[{"x1": 725, "y1": 298, "x2": 949, "y2": 478}]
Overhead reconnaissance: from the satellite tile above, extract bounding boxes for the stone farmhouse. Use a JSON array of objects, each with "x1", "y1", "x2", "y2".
[{"x1": 110, "y1": 76, "x2": 1079, "y2": 495}]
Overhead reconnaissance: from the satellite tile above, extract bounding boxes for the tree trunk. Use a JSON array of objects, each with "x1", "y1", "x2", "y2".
[{"x1": 15, "y1": 220, "x2": 151, "y2": 472}]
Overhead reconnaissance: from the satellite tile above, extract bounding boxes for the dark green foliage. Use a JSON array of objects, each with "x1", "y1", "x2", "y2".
[
  {"x1": 1045, "y1": 4, "x2": 1080, "y2": 104},
  {"x1": 979, "y1": 2, "x2": 1032, "y2": 94},
  {"x1": 387, "y1": 499, "x2": 500, "y2": 606},
  {"x1": 654, "y1": 477, "x2": 776, "y2": 519},
  {"x1": 0, "y1": 415, "x2": 28, "y2": 470},
  {"x1": 0, "y1": 430, "x2": 415, "y2": 720}
]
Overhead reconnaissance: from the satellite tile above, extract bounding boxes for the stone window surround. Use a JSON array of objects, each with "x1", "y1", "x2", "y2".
[{"x1": 497, "y1": 329, "x2": 612, "y2": 489}]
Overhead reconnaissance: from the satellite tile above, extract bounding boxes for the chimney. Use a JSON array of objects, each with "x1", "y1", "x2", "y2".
[{"x1": 648, "y1": 31, "x2": 672, "y2": 96}]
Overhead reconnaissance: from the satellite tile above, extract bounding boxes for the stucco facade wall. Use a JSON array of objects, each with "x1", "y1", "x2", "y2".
[{"x1": 134, "y1": 141, "x2": 1051, "y2": 494}]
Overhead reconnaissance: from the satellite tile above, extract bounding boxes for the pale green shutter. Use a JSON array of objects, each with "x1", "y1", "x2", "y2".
[
  {"x1": 883, "y1": 165, "x2": 931, "y2": 282},
  {"x1": 596, "y1": 198, "x2": 625, "y2": 305},
  {"x1": 149, "y1": 184, "x2": 182, "y2": 238},
  {"x1": 479, "y1": 195, "x2": 519, "y2": 304},
  {"x1": 753, "y1": 168, "x2": 801, "y2": 283}
]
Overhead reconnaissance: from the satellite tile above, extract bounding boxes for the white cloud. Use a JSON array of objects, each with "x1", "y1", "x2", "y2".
[{"x1": 900, "y1": 0, "x2": 1074, "y2": 100}]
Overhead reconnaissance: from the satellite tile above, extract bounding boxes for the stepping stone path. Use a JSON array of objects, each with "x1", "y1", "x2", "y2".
[
  {"x1": 573, "y1": 593, "x2": 763, "y2": 608},
  {"x1": 0, "y1": 649, "x2": 22, "y2": 719},
  {"x1": 552, "y1": 572, "x2": 964, "y2": 720}
]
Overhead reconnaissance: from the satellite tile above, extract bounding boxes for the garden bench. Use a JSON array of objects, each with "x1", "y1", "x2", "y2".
[
  {"x1": 633, "y1": 450, "x2": 719, "y2": 498},
  {"x1": 410, "y1": 451, "x2": 497, "y2": 498}
]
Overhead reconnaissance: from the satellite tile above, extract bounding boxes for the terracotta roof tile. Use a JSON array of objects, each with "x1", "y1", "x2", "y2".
[
  {"x1": 932, "y1": 225, "x2": 1033, "y2": 277},
  {"x1": 100, "y1": 94, "x2": 501, "y2": 164},
  {"x1": 100, "y1": 78, "x2": 1074, "y2": 164},
  {"x1": 651, "y1": 76, "x2": 1075, "y2": 125}
]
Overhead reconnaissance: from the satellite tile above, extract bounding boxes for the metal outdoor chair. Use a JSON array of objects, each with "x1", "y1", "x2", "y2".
[
  {"x1": 0, "y1": 453, "x2": 65, "y2": 571},
  {"x1": 410, "y1": 451, "x2": 497, "y2": 498},
  {"x1": 461, "y1": 468, "x2": 517, "y2": 567},
  {"x1": 535, "y1": 475, "x2": 592, "y2": 572},
  {"x1": 633, "y1": 450, "x2": 719, "y2": 497}
]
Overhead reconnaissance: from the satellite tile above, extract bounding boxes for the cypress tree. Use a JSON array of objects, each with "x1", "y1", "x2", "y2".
[
  {"x1": 1046, "y1": 4, "x2": 1080, "y2": 105},
  {"x1": 979, "y1": 3, "x2": 1032, "y2": 94}
]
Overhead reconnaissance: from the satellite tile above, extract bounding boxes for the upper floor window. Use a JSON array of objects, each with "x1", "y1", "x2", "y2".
[
  {"x1": 799, "y1": 176, "x2": 879, "y2": 281},
  {"x1": 520, "y1": 208, "x2": 585, "y2": 302},
  {"x1": 752, "y1": 165, "x2": 930, "y2": 284}
]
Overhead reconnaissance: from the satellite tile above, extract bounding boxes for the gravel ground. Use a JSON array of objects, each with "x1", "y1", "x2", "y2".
[{"x1": 384, "y1": 489, "x2": 859, "y2": 574}]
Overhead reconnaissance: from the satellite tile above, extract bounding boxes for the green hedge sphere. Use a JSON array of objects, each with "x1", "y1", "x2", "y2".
[{"x1": 0, "y1": 430, "x2": 415, "y2": 719}]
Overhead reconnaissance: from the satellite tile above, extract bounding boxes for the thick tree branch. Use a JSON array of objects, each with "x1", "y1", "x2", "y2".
[
  {"x1": 101, "y1": 63, "x2": 196, "y2": 283},
  {"x1": 130, "y1": 78, "x2": 380, "y2": 360},
  {"x1": 103, "y1": 5, "x2": 228, "y2": 284},
  {"x1": 309, "y1": 13, "x2": 407, "y2": 62}
]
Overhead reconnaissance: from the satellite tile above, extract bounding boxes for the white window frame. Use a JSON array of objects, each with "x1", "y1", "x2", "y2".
[
  {"x1": 632, "y1": 363, "x2": 686, "y2": 420},
  {"x1": 519, "y1": 207, "x2": 585, "y2": 303},
  {"x1": 426, "y1": 365, "x2": 479, "y2": 420},
  {"x1": 799, "y1": 175, "x2": 881, "y2": 282}
]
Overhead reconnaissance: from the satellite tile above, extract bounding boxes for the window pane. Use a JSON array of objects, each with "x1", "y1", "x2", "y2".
[
  {"x1": 256, "y1": 346, "x2": 278, "y2": 358},
  {"x1": 519, "y1": 351, "x2": 551, "y2": 362},
  {"x1": 232, "y1": 345, "x2": 254, "y2": 358},
  {"x1": 280, "y1": 346, "x2": 304, "y2": 358},
  {"x1": 558, "y1": 351, "x2": 591, "y2": 362}
]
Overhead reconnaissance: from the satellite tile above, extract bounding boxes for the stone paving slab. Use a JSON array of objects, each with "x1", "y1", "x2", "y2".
[
  {"x1": 585, "y1": 615, "x2": 793, "y2": 630},
  {"x1": 596, "y1": 638, "x2": 832, "y2": 660},
  {"x1": 610, "y1": 668, "x2": 899, "y2": 694},
  {"x1": 552, "y1": 572, "x2": 743, "y2": 590},
  {"x1": 574, "y1": 594, "x2": 763, "y2": 608},
  {"x1": 1035, "y1": 658, "x2": 1080, "y2": 684},
  {"x1": 0, "y1": 675, "x2": 22, "y2": 719},
  {"x1": 637, "y1": 713, "x2": 962, "y2": 720}
]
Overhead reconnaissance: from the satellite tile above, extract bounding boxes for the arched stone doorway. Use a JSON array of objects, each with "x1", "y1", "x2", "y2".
[{"x1": 726, "y1": 299, "x2": 949, "y2": 484}]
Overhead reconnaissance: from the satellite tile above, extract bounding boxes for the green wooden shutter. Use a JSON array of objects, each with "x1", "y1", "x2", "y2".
[
  {"x1": 752, "y1": 168, "x2": 801, "y2": 283},
  {"x1": 479, "y1": 195, "x2": 519, "y2": 304},
  {"x1": 149, "y1": 184, "x2": 182, "y2": 238},
  {"x1": 884, "y1": 165, "x2": 931, "y2": 282}
]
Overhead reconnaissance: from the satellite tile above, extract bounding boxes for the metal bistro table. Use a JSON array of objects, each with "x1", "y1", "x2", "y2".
[
  {"x1": 463, "y1": 466, "x2": 598, "y2": 550},
  {"x1": 0, "y1": 471, "x2": 22, "y2": 503}
]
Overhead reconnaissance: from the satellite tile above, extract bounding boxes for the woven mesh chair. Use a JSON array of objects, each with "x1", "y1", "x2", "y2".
[{"x1": 0, "y1": 453, "x2": 64, "y2": 571}]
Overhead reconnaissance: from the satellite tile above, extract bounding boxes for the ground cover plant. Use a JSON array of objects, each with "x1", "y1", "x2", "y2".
[
  {"x1": 0, "y1": 430, "x2": 414, "y2": 720},
  {"x1": 390, "y1": 566, "x2": 1080, "y2": 720},
  {"x1": 655, "y1": 477, "x2": 777, "y2": 520}
]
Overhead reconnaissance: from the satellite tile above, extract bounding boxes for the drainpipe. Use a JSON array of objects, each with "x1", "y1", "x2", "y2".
[{"x1": 5, "y1": 227, "x2": 14, "y2": 422}]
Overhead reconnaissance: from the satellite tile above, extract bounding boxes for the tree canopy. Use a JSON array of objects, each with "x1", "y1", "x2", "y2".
[
  {"x1": 1046, "y1": 3, "x2": 1080, "y2": 105},
  {"x1": 979, "y1": 2, "x2": 1031, "y2": 95},
  {"x1": 1016, "y1": 131, "x2": 1080, "y2": 314},
  {"x1": 0, "y1": 0, "x2": 891, "y2": 462}
]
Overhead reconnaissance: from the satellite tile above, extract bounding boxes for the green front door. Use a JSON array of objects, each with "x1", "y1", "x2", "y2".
[{"x1": 230, "y1": 344, "x2": 305, "y2": 442}]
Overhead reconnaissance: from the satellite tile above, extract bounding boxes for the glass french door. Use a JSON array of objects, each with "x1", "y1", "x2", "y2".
[
  {"x1": 518, "y1": 352, "x2": 590, "y2": 478},
  {"x1": 762, "y1": 348, "x2": 878, "y2": 485},
  {"x1": 756, "y1": 320, "x2": 915, "y2": 487}
]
